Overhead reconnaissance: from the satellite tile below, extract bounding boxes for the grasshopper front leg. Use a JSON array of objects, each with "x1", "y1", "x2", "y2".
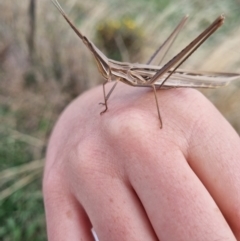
[
  {"x1": 99, "y1": 68, "x2": 119, "y2": 115},
  {"x1": 99, "y1": 80, "x2": 109, "y2": 115},
  {"x1": 99, "y1": 79, "x2": 119, "y2": 115}
]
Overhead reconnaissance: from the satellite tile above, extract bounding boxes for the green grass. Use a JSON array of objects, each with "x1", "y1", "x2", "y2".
[
  {"x1": 0, "y1": 184, "x2": 45, "y2": 241},
  {"x1": 0, "y1": 132, "x2": 45, "y2": 240}
]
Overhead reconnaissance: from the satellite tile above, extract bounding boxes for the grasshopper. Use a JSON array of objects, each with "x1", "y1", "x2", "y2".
[{"x1": 51, "y1": 0, "x2": 240, "y2": 128}]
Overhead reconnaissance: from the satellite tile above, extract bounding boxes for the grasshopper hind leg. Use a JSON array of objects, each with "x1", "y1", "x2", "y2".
[{"x1": 151, "y1": 85, "x2": 163, "y2": 128}]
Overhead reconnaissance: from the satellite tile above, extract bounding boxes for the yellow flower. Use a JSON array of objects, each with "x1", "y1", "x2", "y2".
[
  {"x1": 123, "y1": 19, "x2": 136, "y2": 29},
  {"x1": 109, "y1": 20, "x2": 120, "y2": 29},
  {"x1": 97, "y1": 24, "x2": 104, "y2": 31}
]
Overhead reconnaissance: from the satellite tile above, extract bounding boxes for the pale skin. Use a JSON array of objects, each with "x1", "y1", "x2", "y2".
[{"x1": 43, "y1": 82, "x2": 240, "y2": 241}]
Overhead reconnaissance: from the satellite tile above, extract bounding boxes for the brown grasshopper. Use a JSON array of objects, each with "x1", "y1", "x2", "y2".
[{"x1": 51, "y1": 0, "x2": 240, "y2": 128}]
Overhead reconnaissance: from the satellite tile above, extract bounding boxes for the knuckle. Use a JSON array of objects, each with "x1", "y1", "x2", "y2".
[{"x1": 106, "y1": 108, "x2": 148, "y2": 141}]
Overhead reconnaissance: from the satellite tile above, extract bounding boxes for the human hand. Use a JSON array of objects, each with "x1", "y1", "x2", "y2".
[{"x1": 43, "y1": 82, "x2": 240, "y2": 241}]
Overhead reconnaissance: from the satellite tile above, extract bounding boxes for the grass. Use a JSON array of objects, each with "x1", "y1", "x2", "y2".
[
  {"x1": 0, "y1": 0, "x2": 239, "y2": 239},
  {"x1": 0, "y1": 132, "x2": 44, "y2": 240}
]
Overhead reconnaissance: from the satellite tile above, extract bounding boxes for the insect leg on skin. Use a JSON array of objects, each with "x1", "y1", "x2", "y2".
[
  {"x1": 51, "y1": 0, "x2": 240, "y2": 128},
  {"x1": 99, "y1": 15, "x2": 189, "y2": 117}
]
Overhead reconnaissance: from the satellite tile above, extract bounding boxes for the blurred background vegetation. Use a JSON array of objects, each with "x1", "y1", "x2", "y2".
[{"x1": 0, "y1": 0, "x2": 240, "y2": 240}]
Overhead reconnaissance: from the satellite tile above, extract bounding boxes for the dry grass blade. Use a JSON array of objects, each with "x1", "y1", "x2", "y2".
[
  {"x1": 0, "y1": 127, "x2": 44, "y2": 148},
  {"x1": 0, "y1": 159, "x2": 44, "y2": 181},
  {"x1": 0, "y1": 169, "x2": 42, "y2": 201}
]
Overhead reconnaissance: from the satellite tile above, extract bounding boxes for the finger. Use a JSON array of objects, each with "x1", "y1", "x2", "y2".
[
  {"x1": 133, "y1": 150, "x2": 236, "y2": 240},
  {"x1": 68, "y1": 141, "x2": 158, "y2": 241},
  {"x1": 125, "y1": 141, "x2": 236, "y2": 240},
  {"x1": 187, "y1": 93, "x2": 240, "y2": 239},
  {"x1": 43, "y1": 171, "x2": 94, "y2": 241},
  {"x1": 103, "y1": 96, "x2": 237, "y2": 240}
]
